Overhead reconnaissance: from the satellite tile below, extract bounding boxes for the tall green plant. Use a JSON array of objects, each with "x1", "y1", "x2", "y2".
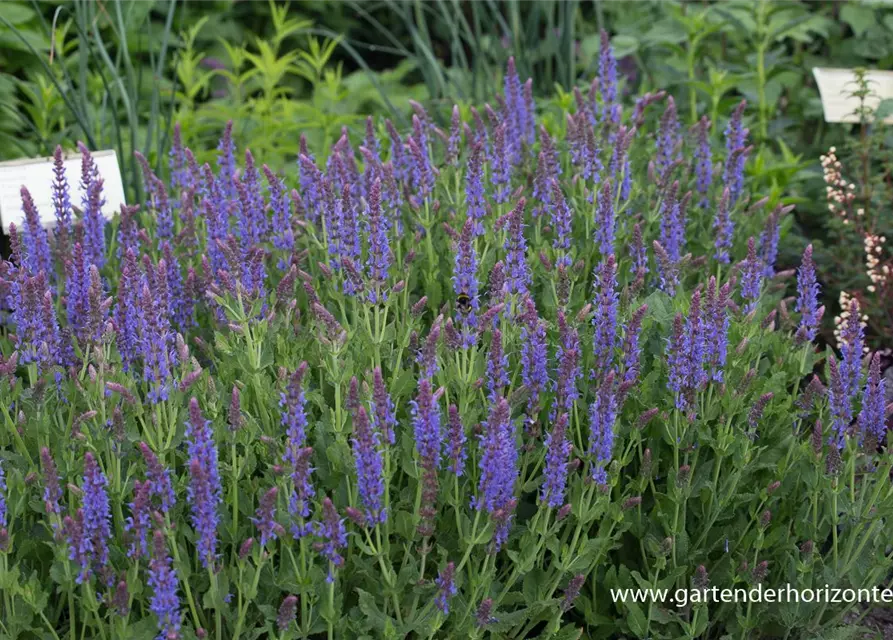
[
  {"x1": 0, "y1": 0, "x2": 179, "y2": 201},
  {"x1": 171, "y1": 6, "x2": 419, "y2": 173},
  {"x1": 349, "y1": 0, "x2": 588, "y2": 105}
]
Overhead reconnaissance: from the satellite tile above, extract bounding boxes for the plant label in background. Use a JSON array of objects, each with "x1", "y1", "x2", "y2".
[
  {"x1": 813, "y1": 68, "x2": 893, "y2": 124},
  {"x1": 0, "y1": 150, "x2": 126, "y2": 233}
]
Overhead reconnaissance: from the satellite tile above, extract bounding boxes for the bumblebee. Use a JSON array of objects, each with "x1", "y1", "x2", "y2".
[{"x1": 456, "y1": 292, "x2": 473, "y2": 314}]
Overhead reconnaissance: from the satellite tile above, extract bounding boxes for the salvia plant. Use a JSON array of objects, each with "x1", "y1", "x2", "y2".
[{"x1": 0, "y1": 33, "x2": 891, "y2": 640}]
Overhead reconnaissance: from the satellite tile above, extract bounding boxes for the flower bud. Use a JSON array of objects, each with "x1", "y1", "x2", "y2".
[{"x1": 693, "y1": 565, "x2": 709, "y2": 589}]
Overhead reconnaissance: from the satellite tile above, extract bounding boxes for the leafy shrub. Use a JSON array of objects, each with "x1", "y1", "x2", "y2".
[
  {"x1": 172, "y1": 5, "x2": 426, "y2": 179},
  {"x1": 0, "y1": 34, "x2": 890, "y2": 640}
]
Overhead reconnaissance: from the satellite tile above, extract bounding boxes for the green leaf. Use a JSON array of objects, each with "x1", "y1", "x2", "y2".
[
  {"x1": 840, "y1": 4, "x2": 876, "y2": 37},
  {"x1": 623, "y1": 598, "x2": 649, "y2": 638},
  {"x1": 611, "y1": 35, "x2": 639, "y2": 57},
  {"x1": 1, "y1": 2, "x2": 36, "y2": 25}
]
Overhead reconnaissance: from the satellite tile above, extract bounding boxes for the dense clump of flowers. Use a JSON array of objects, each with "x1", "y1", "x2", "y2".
[{"x1": 0, "y1": 51, "x2": 865, "y2": 640}]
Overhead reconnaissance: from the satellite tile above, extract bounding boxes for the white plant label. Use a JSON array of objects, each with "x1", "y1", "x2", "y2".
[
  {"x1": 813, "y1": 67, "x2": 893, "y2": 124},
  {"x1": 0, "y1": 149, "x2": 126, "y2": 233}
]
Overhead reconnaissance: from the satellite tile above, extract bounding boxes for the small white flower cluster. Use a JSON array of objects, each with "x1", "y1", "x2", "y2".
[
  {"x1": 833, "y1": 291, "x2": 870, "y2": 351},
  {"x1": 820, "y1": 147, "x2": 856, "y2": 223},
  {"x1": 864, "y1": 233, "x2": 889, "y2": 293}
]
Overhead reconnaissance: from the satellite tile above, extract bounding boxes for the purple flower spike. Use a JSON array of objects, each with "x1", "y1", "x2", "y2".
[
  {"x1": 739, "y1": 237, "x2": 763, "y2": 313},
  {"x1": 277, "y1": 595, "x2": 298, "y2": 633},
  {"x1": 621, "y1": 303, "x2": 648, "y2": 385},
  {"x1": 298, "y1": 151, "x2": 323, "y2": 224},
  {"x1": 435, "y1": 562, "x2": 457, "y2": 614},
  {"x1": 685, "y1": 289, "x2": 708, "y2": 391},
  {"x1": 63, "y1": 510, "x2": 88, "y2": 581},
  {"x1": 561, "y1": 574, "x2": 586, "y2": 612},
  {"x1": 78, "y1": 143, "x2": 107, "y2": 268},
  {"x1": 533, "y1": 129, "x2": 560, "y2": 218},
  {"x1": 520, "y1": 311, "x2": 549, "y2": 414},
  {"x1": 265, "y1": 164, "x2": 294, "y2": 267},
  {"x1": 0, "y1": 462, "x2": 6, "y2": 529},
  {"x1": 595, "y1": 181, "x2": 615, "y2": 257},
  {"x1": 82, "y1": 451, "x2": 112, "y2": 582},
  {"x1": 217, "y1": 120, "x2": 237, "y2": 201},
  {"x1": 410, "y1": 377, "x2": 442, "y2": 468},
  {"x1": 630, "y1": 223, "x2": 648, "y2": 276},
  {"x1": 252, "y1": 486, "x2": 284, "y2": 547},
  {"x1": 555, "y1": 311, "x2": 582, "y2": 415},
  {"x1": 828, "y1": 356, "x2": 851, "y2": 451},
  {"x1": 125, "y1": 479, "x2": 152, "y2": 559},
  {"x1": 282, "y1": 363, "x2": 315, "y2": 537},
  {"x1": 667, "y1": 314, "x2": 688, "y2": 410},
  {"x1": 148, "y1": 529, "x2": 182, "y2": 639},
  {"x1": 20, "y1": 187, "x2": 53, "y2": 277},
  {"x1": 724, "y1": 100, "x2": 749, "y2": 205},
  {"x1": 550, "y1": 179, "x2": 573, "y2": 266},
  {"x1": 599, "y1": 30, "x2": 618, "y2": 123},
  {"x1": 839, "y1": 299, "x2": 865, "y2": 401},
  {"x1": 486, "y1": 328, "x2": 509, "y2": 400},
  {"x1": 371, "y1": 367, "x2": 397, "y2": 446},
  {"x1": 314, "y1": 497, "x2": 347, "y2": 582},
  {"x1": 589, "y1": 372, "x2": 618, "y2": 485},
  {"x1": 351, "y1": 406, "x2": 386, "y2": 524},
  {"x1": 592, "y1": 256, "x2": 619, "y2": 378},
  {"x1": 466, "y1": 142, "x2": 487, "y2": 236},
  {"x1": 185, "y1": 398, "x2": 221, "y2": 568},
  {"x1": 541, "y1": 412, "x2": 571, "y2": 508},
  {"x1": 40, "y1": 447, "x2": 62, "y2": 516},
  {"x1": 138, "y1": 273, "x2": 174, "y2": 403},
  {"x1": 473, "y1": 397, "x2": 518, "y2": 551},
  {"x1": 52, "y1": 146, "x2": 73, "y2": 263},
  {"x1": 408, "y1": 130, "x2": 436, "y2": 200},
  {"x1": 138, "y1": 442, "x2": 176, "y2": 513},
  {"x1": 858, "y1": 354, "x2": 887, "y2": 445},
  {"x1": 500, "y1": 198, "x2": 531, "y2": 296},
  {"x1": 705, "y1": 278, "x2": 731, "y2": 383},
  {"x1": 446, "y1": 404, "x2": 467, "y2": 477},
  {"x1": 114, "y1": 249, "x2": 141, "y2": 371},
  {"x1": 659, "y1": 182, "x2": 688, "y2": 264},
  {"x1": 693, "y1": 116, "x2": 712, "y2": 205},
  {"x1": 656, "y1": 98, "x2": 680, "y2": 180},
  {"x1": 453, "y1": 218, "x2": 480, "y2": 346},
  {"x1": 490, "y1": 122, "x2": 512, "y2": 204},
  {"x1": 713, "y1": 187, "x2": 733, "y2": 264},
  {"x1": 447, "y1": 105, "x2": 462, "y2": 166},
  {"x1": 795, "y1": 245, "x2": 820, "y2": 343}
]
